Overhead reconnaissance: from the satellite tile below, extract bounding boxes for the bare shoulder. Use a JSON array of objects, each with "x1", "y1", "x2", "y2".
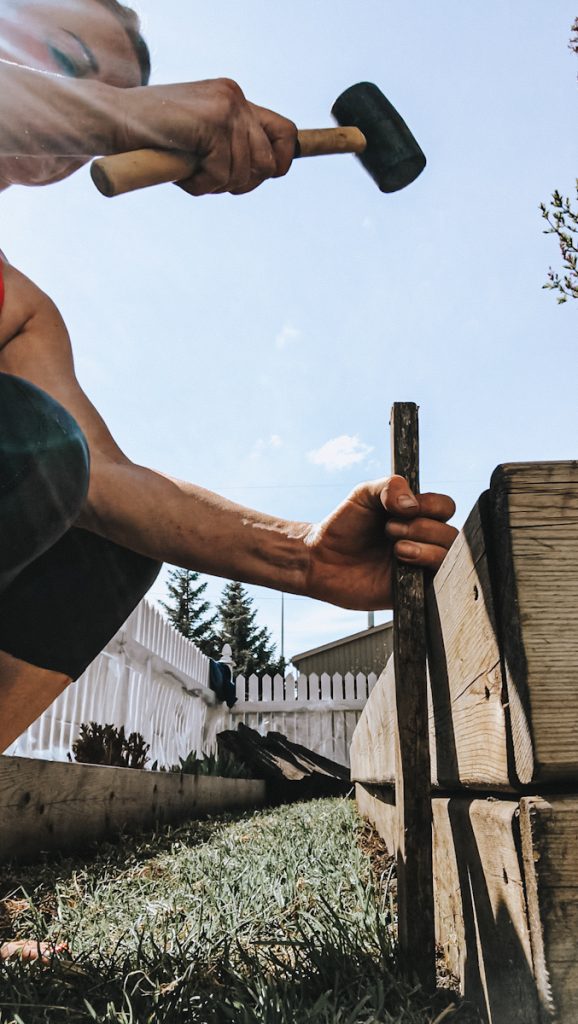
[
  {"x1": 0, "y1": 261, "x2": 128, "y2": 469},
  {"x1": 0, "y1": 262, "x2": 61, "y2": 351}
]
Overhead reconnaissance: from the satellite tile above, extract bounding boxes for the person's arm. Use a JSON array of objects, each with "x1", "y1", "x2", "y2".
[
  {"x1": 0, "y1": 63, "x2": 296, "y2": 192},
  {"x1": 0, "y1": 264, "x2": 458, "y2": 610}
]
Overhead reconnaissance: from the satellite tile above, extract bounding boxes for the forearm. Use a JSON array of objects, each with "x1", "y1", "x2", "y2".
[
  {"x1": 0, "y1": 63, "x2": 125, "y2": 156},
  {"x1": 81, "y1": 459, "x2": 312, "y2": 594}
]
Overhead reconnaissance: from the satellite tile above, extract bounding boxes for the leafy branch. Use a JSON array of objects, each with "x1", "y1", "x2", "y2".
[
  {"x1": 540, "y1": 19, "x2": 577, "y2": 304},
  {"x1": 540, "y1": 183, "x2": 578, "y2": 303}
]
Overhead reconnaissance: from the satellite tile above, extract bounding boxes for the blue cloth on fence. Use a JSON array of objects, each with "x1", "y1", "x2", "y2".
[{"x1": 209, "y1": 660, "x2": 237, "y2": 708}]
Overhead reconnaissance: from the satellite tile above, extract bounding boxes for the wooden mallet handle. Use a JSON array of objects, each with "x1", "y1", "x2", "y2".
[{"x1": 90, "y1": 126, "x2": 366, "y2": 198}]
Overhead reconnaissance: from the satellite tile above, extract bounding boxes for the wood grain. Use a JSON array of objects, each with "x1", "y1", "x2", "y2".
[
  {"x1": 520, "y1": 795, "x2": 578, "y2": 1023},
  {"x1": 350, "y1": 657, "x2": 398, "y2": 784},
  {"x1": 0, "y1": 756, "x2": 266, "y2": 863},
  {"x1": 489, "y1": 462, "x2": 578, "y2": 783},
  {"x1": 357, "y1": 787, "x2": 539, "y2": 1024},
  {"x1": 427, "y1": 497, "x2": 514, "y2": 788},
  {"x1": 390, "y1": 403, "x2": 436, "y2": 990},
  {"x1": 351, "y1": 501, "x2": 515, "y2": 790}
]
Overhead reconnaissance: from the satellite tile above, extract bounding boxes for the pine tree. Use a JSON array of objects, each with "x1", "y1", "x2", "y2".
[
  {"x1": 161, "y1": 568, "x2": 218, "y2": 657},
  {"x1": 216, "y1": 581, "x2": 284, "y2": 677}
]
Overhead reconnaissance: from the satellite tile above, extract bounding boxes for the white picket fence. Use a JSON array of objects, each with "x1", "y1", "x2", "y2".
[
  {"x1": 6, "y1": 601, "x2": 376, "y2": 769},
  {"x1": 6, "y1": 601, "x2": 221, "y2": 769},
  {"x1": 228, "y1": 671, "x2": 377, "y2": 766}
]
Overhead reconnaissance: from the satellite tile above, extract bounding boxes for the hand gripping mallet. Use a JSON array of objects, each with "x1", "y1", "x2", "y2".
[{"x1": 90, "y1": 82, "x2": 426, "y2": 197}]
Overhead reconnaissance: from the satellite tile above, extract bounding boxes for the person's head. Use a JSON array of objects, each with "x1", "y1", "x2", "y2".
[{"x1": 0, "y1": 0, "x2": 151, "y2": 186}]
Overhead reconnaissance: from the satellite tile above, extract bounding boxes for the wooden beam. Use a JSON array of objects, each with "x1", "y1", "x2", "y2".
[
  {"x1": 426, "y1": 496, "x2": 512, "y2": 788},
  {"x1": 429, "y1": 460, "x2": 578, "y2": 788},
  {"x1": 390, "y1": 402, "x2": 436, "y2": 991},
  {"x1": 354, "y1": 462, "x2": 578, "y2": 791},
  {"x1": 357, "y1": 786, "x2": 540, "y2": 1024},
  {"x1": 350, "y1": 656, "x2": 398, "y2": 784},
  {"x1": 0, "y1": 756, "x2": 266, "y2": 863},
  {"x1": 488, "y1": 462, "x2": 578, "y2": 784},
  {"x1": 520, "y1": 795, "x2": 578, "y2": 1023}
]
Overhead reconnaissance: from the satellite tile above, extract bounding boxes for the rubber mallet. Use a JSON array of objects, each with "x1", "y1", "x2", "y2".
[{"x1": 90, "y1": 82, "x2": 426, "y2": 198}]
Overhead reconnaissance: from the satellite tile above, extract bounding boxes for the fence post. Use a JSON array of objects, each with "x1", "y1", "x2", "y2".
[{"x1": 219, "y1": 643, "x2": 235, "y2": 673}]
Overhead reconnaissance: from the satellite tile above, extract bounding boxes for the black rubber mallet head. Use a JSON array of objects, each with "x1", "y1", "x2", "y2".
[
  {"x1": 331, "y1": 82, "x2": 426, "y2": 193},
  {"x1": 91, "y1": 82, "x2": 426, "y2": 197}
]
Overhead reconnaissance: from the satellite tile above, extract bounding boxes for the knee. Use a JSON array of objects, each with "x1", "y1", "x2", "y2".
[{"x1": 0, "y1": 374, "x2": 90, "y2": 574}]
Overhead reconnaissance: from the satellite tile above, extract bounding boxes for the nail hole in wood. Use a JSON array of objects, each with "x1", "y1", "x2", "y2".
[
  {"x1": 473, "y1": 585, "x2": 479, "y2": 601},
  {"x1": 485, "y1": 687, "x2": 491, "y2": 700}
]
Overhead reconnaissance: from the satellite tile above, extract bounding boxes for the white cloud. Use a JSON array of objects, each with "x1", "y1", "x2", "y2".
[
  {"x1": 250, "y1": 434, "x2": 284, "y2": 459},
  {"x1": 307, "y1": 434, "x2": 374, "y2": 472},
  {"x1": 275, "y1": 323, "x2": 301, "y2": 350}
]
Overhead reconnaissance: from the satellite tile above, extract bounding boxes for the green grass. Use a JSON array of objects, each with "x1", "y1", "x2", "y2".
[{"x1": 0, "y1": 800, "x2": 474, "y2": 1024}]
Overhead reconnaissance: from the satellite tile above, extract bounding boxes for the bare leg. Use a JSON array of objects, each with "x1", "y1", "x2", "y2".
[
  {"x1": 0, "y1": 648, "x2": 71, "y2": 753},
  {"x1": 0, "y1": 939, "x2": 69, "y2": 962},
  {"x1": 0, "y1": 651, "x2": 71, "y2": 961}
]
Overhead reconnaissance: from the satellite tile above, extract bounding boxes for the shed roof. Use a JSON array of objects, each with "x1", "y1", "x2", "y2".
[{"x1": 292, "y1": 620, "x2": 393, "y2": 663}]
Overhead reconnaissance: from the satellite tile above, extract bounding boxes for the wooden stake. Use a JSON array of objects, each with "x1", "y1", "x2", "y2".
[{"x1": 390, "y1": 402, "x2": 436, "y2": 991}]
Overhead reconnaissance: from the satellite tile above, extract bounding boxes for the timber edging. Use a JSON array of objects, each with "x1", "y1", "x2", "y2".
[
  {"x1": 0, "y1": 755, "x2": 266, "y2": 864},
  {"x1": 352, "y1": 461, "x2": 578, "y2": 1024}
]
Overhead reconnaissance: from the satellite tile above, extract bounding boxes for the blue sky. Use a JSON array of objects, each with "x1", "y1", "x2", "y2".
[{"x1": 2, "y1": 1, "x2": 576, "y2": 665}]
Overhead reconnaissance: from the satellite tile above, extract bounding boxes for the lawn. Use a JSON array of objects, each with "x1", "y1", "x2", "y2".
[{"x1": 0, "y1": 799, "x2": 476, "y2": 1023}]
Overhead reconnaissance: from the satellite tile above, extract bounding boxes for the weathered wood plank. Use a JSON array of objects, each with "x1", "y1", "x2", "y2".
[
  {"x1": 432, "y1": 796, "x2": 536, "y2": 1024},
  {"x1": 0, "y1": 756, "x2": 266, "y2": 863},
  {"x1": 357, "y1": 786, "x2": 540, "y2": 1024},
  {"x1": 351, "y1": 501, "x2": 514, "y2": 790},
  {"x1": 354, "y1": 463, "x2": 578, "y2": 790},
  {"x1": 520, "y1": 795, "x2": 578, "y2": 1023},
  {"x1": 350, "y1": 657, "x2": 397, "y2": 784},
  {"x1": 489, "y1": 462, "x2": 578, "y2": 783},
  {"x1": 355, "y1": 782, "x2": 396, "y2": 850},
  {"x1": 390, "y1": 402, "x2": 435, "y2": 991},
  {"x1": 427, "y1": 497, "x2": 513, "y2": 788}
]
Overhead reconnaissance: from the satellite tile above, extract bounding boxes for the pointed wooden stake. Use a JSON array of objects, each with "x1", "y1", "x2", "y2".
[{"x1": 390, "y1": 402, "x2": 436, "y2": 992}]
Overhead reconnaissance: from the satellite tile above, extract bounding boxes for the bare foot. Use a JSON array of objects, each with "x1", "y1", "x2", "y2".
[{"x1": 1, "y1": 939, "x2": 68, "y2": 963}]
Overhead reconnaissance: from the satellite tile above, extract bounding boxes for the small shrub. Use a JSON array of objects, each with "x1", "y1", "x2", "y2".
[
  {"x1": 70, "y1": 723, "x2": 150, "y2": 769},
  {"x1": 172, "y1": 749, "x2": 253, "y2": 779}
]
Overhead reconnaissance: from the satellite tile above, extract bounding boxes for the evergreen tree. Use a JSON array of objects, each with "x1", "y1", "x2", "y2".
[
  {"x1": 216, "y1": 581, "x2": 284, "y2": 677},
  {"x1": 161, "y1": 568, "x2": 218, "y2": 657}
]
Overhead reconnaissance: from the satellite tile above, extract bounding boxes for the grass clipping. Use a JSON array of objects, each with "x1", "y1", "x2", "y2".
[{"x1": 0, "y1": 799, "x2": 470, "y2": 1024}]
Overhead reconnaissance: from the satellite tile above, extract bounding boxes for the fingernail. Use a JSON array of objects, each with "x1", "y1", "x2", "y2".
[
  {"x1": 398, "y1": 494, "x2": 418, "y2": 509},
  {"x1": 387, "y1": 521, "x2": 409, "y2": 538},
  {"x1": 397, "y1": 541, "x2": 421, "y2": 559}
]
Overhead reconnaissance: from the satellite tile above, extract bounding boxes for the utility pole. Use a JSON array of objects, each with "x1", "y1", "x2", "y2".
[{"x1": 281, "y1": 592, "x2": 285, "y2": 666}]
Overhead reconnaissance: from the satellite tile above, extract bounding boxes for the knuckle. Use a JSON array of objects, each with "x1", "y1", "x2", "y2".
[
  {"x1": 349, "y1": 483, "x2": 369, "y2": 503},
  {"x1": 254, "y1": 151, "x2": 276, "y2": 177},
  {"x1": 215, "y1": 77, "x2": 245, "y2": 106}
]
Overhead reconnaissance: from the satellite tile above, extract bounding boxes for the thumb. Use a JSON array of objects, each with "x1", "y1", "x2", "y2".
[{"x1": 380, "y1": 475, "x2": 419, "y2": 516}]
